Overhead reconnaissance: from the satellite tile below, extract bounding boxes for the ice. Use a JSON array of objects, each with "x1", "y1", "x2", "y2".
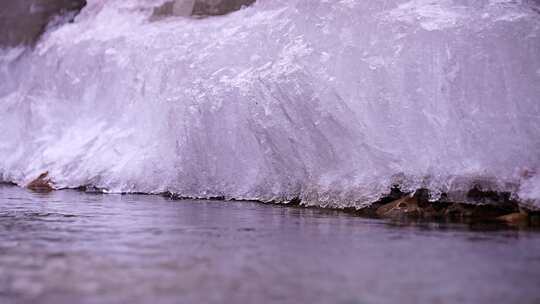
[{"x1": 1, "y1": 0, "x2": 539, "y2": 208}]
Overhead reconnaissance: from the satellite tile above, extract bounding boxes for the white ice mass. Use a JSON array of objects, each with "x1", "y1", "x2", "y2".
[{"x1": 1, "y1": 0, "x2": 539, "y2": 209}]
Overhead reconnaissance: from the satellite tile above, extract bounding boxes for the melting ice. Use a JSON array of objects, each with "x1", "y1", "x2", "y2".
[{"x1": 0, "y1": 0, "x2": 539, "y2": 209}]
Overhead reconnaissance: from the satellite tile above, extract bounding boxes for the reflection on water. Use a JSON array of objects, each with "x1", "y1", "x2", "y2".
[{"x1": 1, "y1": 184, "x2": 539, "y2": 304}]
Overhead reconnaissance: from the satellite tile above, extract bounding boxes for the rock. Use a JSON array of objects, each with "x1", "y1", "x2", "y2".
[
  {"x1": 496, "y1": 212, "x2": 529, "y2": 225},
  {"x1": 443, "y1": 203, "x2": 512, "y2": 220},
  {"x1": 154, "y1": 0, "x2": 255, "y2": 17},
  {"x1": 472, "y1": 205, "x2": 515, "y2": 219},
  {"x1": 172, "y1": 0, "x2": 196, "y2": 16},
  {"x1": 192, "y1": 0, "x2": 256, "y2": 16},
  {"x1": 444, "y1": 203, "x2": 474, "y2": 219},
  {"x1": 27, "y1": 172, "x2": 54, "y2": 192},
  {"x1": 530, "y1": 213, "x2": 540, "y2": 227},
  {"x1": 372, "y1": 188, "x2": 530, "y2": 224},
  {"x1": 376, "y1": 196, "x2": 422, "y2": 218},
  {"x1": 0, "y1": 0, "x2": 86, "y2": 47},
  {"x1": 421, "y1": 204, "x2": 446, "y2": 218},
  {"x1": 414, "y1": 188, "x2": 430, "y2": 208}
]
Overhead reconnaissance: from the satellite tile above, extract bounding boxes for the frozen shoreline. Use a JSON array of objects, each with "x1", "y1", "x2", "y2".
[{"x1": 5, "y1": 180, "x2": 536, "y2": 227}]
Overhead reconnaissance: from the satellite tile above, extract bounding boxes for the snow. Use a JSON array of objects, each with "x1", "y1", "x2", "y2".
[{"x1": 1, "y1": 0, "x2": 539, "y2": 208}]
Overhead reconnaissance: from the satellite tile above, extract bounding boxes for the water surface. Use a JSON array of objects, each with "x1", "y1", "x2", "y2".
[{"x1": 0, "y1": 185, "x2": 539, "y2": 304}]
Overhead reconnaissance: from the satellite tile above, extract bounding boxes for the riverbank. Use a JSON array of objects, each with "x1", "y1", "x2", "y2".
[{"x1": 17, "y1": 176, "x2": 540, "y2": 229}]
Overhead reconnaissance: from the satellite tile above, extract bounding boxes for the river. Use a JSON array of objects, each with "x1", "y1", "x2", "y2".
[{"x1": 0, "y1": 184, "x2": 539, "y2": 304}]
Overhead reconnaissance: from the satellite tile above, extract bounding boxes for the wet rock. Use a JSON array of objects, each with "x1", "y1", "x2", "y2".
[
  {"x1": 421, "y1": 204, "x2": 447, "y2": 218},
  {"x1": 370, "y1": 187, "x2": 533, "y2": 225},
  {"x1": 192, "y1": 0, "x2": 256, "y2": 16},
  {"x1": 169, "y1": 0, "x2": 196, "y2": 17},
  {"x1": 376, "y1": 196, "x2": 422, "y2": 218},
  {"x1": 0, "y1": 0, "x2": 86, "y2": 46},
  {"x1": 361, "y1": 186, "x2": 404, "y2": 216},
  {"x1": 442, "y1": 203, "x2": 513, "y2": 221},
  {"x1": 413, "y1": 188, "x2": 430, "y2": 208},
  {"x1": 444, "y1": 203, "x2": 474, "y2": 219},
  {"x1": 530, "y1": 212, "x2": 540, "y2": 227},
  {"x1": 496, "y1": 212, "x2": 529, "y2": 225},
  {"x1": 472, "y1": 205, "x2": 516, "y2": 219},
  {"x1": 26, "y1": 172, "x2": 54, "y2": 192},
  {"x1": 154, "y1": 0, "x2": 255, "y2": 17},
  {"x1": 467, "y1": 187, "x2": 509, "y2": 205}
]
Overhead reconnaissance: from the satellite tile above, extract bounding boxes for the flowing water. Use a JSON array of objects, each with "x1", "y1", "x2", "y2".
[{"x1": 0, "y1": 184, "x2": 539, "y2": 304}]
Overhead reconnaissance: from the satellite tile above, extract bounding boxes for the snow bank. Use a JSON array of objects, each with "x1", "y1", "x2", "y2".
[{"x1": 1, "y1": 0, "x2": 539, "y2": 208}]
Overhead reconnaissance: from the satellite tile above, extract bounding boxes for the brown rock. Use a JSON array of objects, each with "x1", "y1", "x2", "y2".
[
  {"x1": 530, "y1": 213, "x2": 540, "y2": 227},
  {"x1": 443, "y1": 201, "x2": 517, "y2": 221},
  {"x1": 496, "y1": 212, "x2": 529, "y2": 225},
  {"x1": 422, "y1": 204, "x2": 446, "y2": 218},
  {"x1": 444, "y1": 203, "x2": 474, "y2": 219},
  {"x1": 376, "y1": 196, "x2": 422, "y2": 218},
  {"x1": 27, "y1": 172, "x2": 54, "y2": 192}
]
